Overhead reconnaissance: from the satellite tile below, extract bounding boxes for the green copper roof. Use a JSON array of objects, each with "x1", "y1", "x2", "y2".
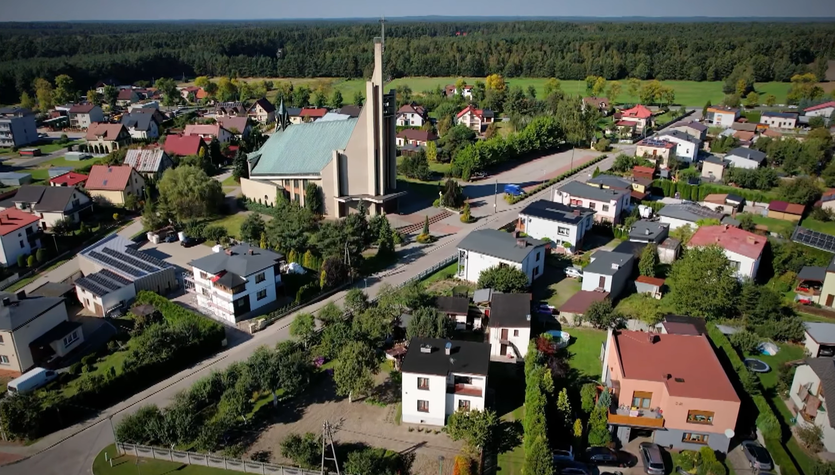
[{"x1": 249, "y1": 118, "x2": 358, "y2": 175}]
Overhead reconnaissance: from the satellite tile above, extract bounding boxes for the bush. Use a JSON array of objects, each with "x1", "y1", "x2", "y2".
[
  {"x1": 754, "y1": 316, "x2": 806, "y2": 342},
  {"x1": 729, "y1": 330, "x2": 760, "y2": 354},
  {"x1": 202, "y1": 224, "x2": 228, "y2": 242},
  {"x1": 279, "y1": 433, "x2": 320, "y2": 470},
  {"x1": 432, "y1": 198, "x2": 441, "y2": 207},
  {"x1": 26, "y1": 255, "x2": 35, "y2": 268},
  {"x1": 112, "y1": 213, "x2": 119, "y2": 221},
  {"x1": 594, "y1": 138, "x2": 611, "y2": 152},
  {"x1": 677, "y1": 450, "x2": 698, "y2": 471},
  {"x1": 416, "y1": 233, "x2": 434, "y2": 244},
  {"x1": 68, "y1": 362, "x2": 83, "y2": 375},
  {"x1": 16, "y1": 254, "x2": 26, "y2": 268},
  {"x1": 797, "y1": 424, "x2": 824, "y2": 452},
  {"x1": 35, "y1": 248, "x2": 47, "y2": 264}
]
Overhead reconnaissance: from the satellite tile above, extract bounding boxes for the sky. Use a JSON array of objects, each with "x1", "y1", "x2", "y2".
[{"x1": 3, "y1": 0, "x2": 835, "y2": 21}]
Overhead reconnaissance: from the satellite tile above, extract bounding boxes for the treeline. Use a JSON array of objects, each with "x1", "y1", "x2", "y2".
[{"x1": 1, "y1": 20, "x2": 832, "y2": 104}]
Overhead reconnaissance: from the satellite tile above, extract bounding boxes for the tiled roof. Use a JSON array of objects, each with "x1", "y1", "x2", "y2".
[
  {"x1": 69, "y1": 104, "x2": 96, "y2": 113},
  {"x1": 217, "y1": 116, "x2": 249, "y2": 134},
  {"x1": 397, "y1": 103, "x2": 426, "y2": 116},
  {"x1": 768, "y1": 200, "x2": 805, "y2": 215},
  {"x1": 672, "y1": 121, "x2": 708, "y2": 132},
  {"x1": 188, "y1": 243, "x2": 284, "y2": 278},
  {"x1": 86, "y1": 123, "x2": 126, "y2": 141},
  {"x1": 635, "y1": 275, "x2": 665, "y2": 287},
  {"x1": 688, "y1": 225, "x2": 766, "y2": 260},
  {"x1": 299, "y1": 108, "x2": 328, "y2": 118},
  {"x1": 620, "y1": 104, "x2": 652, "y2": 119},
  {"x1": 805, "y1": 101, "x2": 835, "y2": 112},
  {"x1": 396, "y1": 129, "x2": 437, "y2": 142},
  {"x1": 121, "y1": 112, "x2": 154, "y2": 132},
  {"x1": 85, "y1": 165, "x2": 134, "y2": 191},
  {"x1": 249, "y1": 119, "x2": 358, "y2": 176},
  {"x1": 457, "y1": 105, "x2": 493, "y2": 119},
  {"x1": 49, "y1": 172, "x2": 88, "y2": 187},
  {"x1": 250, "y1": 98, "x2": 276, "y2": 114},
  {"x1": 489, "y1": 293, "x2": 532, "y2": 328},
  {"x1": 164, "y1": 135, "x2": 205, "y2": 156},
  {"x1": 726, "y1": 147, "x2": 766, "y2": 164},
  {"x1": 184, "y1": 124, "x2": 225, "y2": 138},
  {"x1": 117, "y1": 89, "x2": 136, "y2": 100},
  {"x1": 124, "y1": 149, "x2": 170, "y2": 173},
  {"x1": 558, "y1": 290, "x2": 609, "y2": 314},
  {"x1": 0, "y1": 208, "x2": 40, "y2": 236}
]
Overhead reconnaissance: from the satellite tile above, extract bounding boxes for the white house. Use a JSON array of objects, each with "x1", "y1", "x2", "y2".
[
  {"x1": 0, "y1": 184, "x2": 93, "y2": 230},
  {"x1": 657, "y1": 130, "x2": 700, "y2": 163},
  {"x1": 804, "y1": 322, "x2": 835, "y2": 358},
  {"x1": 761, "y1": 112, "x2": 798, "y2": 129},
  {"x1": 517, "y1": 199, "x2": 594, "y2": 253},
  {"x1": 456, "y1": 229, "x2": 547, "y2": 285},
  {"x1": 400, "y1": 338, "x2": 490, "y2": 426},
  {"x1": 68, "y1": 104, "x2": 104, "y2": 129},
  {"x1": 804, "y1": 101, "x2": 835, "y2": 119},
  {"x1": 0, "y1": 207, "x2": 42, "y2": 266},
  {"x1": 395, "y1": 104, "x2": 428, "y2": 127},
  {"x1": 121, "y1": 112, "x2": 160, "y2": 140},
  {"x1": 688, "y1": 225, "x2": 765, "y2": 280},
  {"x1": 706, "y1": 106, "x2": 740, "y2": 127},
  {"x1": 725, "y1": 147, "x2": 766, "y2": 170},
  {"x1": 581, "y1": 251, "x2": 634, "y2": 298},
  {"x1": 187, "y1": 244, "x2": 285, "y2": 324},
  {"x1": 455, "y1": 105, "x2": 494, "y2": 133},
  {"x1": 487, "y1": 293, "x2": 532, "y2": 362},
  {"x1": 183, "y1": 124, "x2": 233, "y2": 144},
  {"x1": 789, "y1": 358, "x2": 835, "y2": 452},
  {"x1": 657, "y1": 203, "x2": 725, "y2": 231},
  {"x1": 553, "y1": 181, "x2": 629, "y2": 224}
]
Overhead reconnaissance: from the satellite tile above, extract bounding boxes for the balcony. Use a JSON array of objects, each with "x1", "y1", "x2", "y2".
[
  {"x1": 447, "y1": 384, "x2": 484, "y2": 398},
  {"x1": 608, "y1": 406, "x2": 665, "y2": 428}
]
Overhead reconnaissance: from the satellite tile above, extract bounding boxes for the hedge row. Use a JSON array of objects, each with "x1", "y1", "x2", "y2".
[
  {"x1": 134, "y1": 291, "x2": 226, "y2": 346},
  {"x1": 652, "y1": 179, "x2": 777, "y2": 204},
  {"x1": 506, "y1": 154, "x2": 608, "y2": 205},
  {"x1": 706, "y1": 324, "x2": 800, "y2": 475}
]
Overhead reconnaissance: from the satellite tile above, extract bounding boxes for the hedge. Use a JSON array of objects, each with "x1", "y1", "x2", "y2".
[
  {"x1": 652, "y1": 179, "x2": 777, "y2": 204},
  {"x1": 506, "y1": 154, "x2": 608, "y2": 205},
  {"x1": 706, "y1": 324, "x2": 801, "y2": 475}
]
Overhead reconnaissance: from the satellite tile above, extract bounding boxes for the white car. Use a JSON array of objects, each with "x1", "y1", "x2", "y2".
[{"x1": 564, "y1": 267, "x2": 583, "y2": 279}]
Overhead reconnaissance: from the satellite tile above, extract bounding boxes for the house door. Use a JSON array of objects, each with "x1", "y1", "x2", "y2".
[
  {"x1": 501, "y1": 329, "x2": 509, "y2": 341},
  {"x1": 94, "y1": 302, "x2": 103, "y2": 317},
  {"x1": 827, "y1": 295, "x2": 835, "y2": 307},
  {"x1": 500, "y1": 344, "x2": 508, "y2": 356},
  {"x1": 598, "y1": 276, "x2": 606, "y2": 289}
]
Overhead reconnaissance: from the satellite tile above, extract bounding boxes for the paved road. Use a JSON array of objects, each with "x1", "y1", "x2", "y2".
[{"x1": 0, "y1": 147, "x2": 615, "y2": 475}]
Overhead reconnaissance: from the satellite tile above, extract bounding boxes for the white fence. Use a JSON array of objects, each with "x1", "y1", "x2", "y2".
[{"x1": 116, "y1": 443, "x2": 326, "y2": 475}]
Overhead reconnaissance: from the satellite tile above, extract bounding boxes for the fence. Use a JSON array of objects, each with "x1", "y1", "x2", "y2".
[
  {"x1": 116, "y1": 443, "x2": 330, "y2": 475},
  {"x1": 401, "y1": 254, "x2": 458, "y2": 286}
]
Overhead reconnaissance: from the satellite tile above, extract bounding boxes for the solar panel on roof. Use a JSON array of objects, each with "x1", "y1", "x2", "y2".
[
  {"x1": 87, "y1": 273, "x2": 121, "y2": 291},
  {"x1": 76, "y1": 277, "x2": 110, "y2": 297},
  {"x1": 101, "y1": 247, "x2": 158, "y2": 273},
  {"x1": 792, "y1": 227, "x2": 835, "y2": 253},
  {"x1": 88, "y1": 251, "x2": 144, "y2": 277},
  {"x1": 123, "y1": 247, "x2": 167, "y2": 268},
  {"x1": 99, "y1": 268, "x2": 132, "y2": 286}
]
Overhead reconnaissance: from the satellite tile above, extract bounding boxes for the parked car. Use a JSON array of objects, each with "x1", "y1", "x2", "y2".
[
  {"x1": 564, "y1": 267, "x2": 583, "y2": 279},
  {"x1": 7, "y1": 368, "x2": 58, "y2": 394},
  {"x1": 504, "y1": 184, "x2": 524, "y2": 196},
  {"x1": 180, "y1": 236, "x2": 200, "y2": 248},
  {"x1": 585, "y1": 447, "x2": 629, "y2": 467},
  {"x1": 555, "y1": 461, "x2": 590, "y2": 475},
  {"x1": 553, "y1": 447, "x2": 575, "y2": 462},
  {"x1": 639, "y1": 442, "x2": 666, "y2": 475},
  {"x1": 163, "y1": 234, "x2": 177, "y2": 243},
  {"x1": 741, "y1": 440, "x2": 773, "y2": 471}
]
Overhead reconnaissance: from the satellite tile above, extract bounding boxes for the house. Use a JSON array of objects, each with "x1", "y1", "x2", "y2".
[
  {"x1": 487, "y1": 293, "x2": 531, "y2": 361},
  {"x1": 0, "y1": 208, "x2": 42, "y2": 266},
  {"x1": 184, "y1": 124, "x2": 233, "y2": 144},
  {"x1": 635, "y1": 276, "x2": 665, "y2": 298},
  {"x1": 804, "y1": 323, "x2": 835, "y2": 358},
  {"x1": 85, "y1": 165, "x2": 146, "y2": 206},
  {"x1": 733, "y1": 130, "x2": 756, "y2": 144},
  {"x1": 400, "y1": 338, "x2": 490, "y2": 426},
  {"x1": 731, "y1": 122, "x2": 758, "y2": 133},
  {"x1": 657, "y1": 203, "x2": 724, "y2": 231},
  {"x1": 636, "y1": 138, "x2": 677, "y2": 165},
  {"x1": 76, "y1": 234, "x2": 176, "y2": 317},
  {"x1": 241, "y1": 40, "x2": 403, "y2": 218},
  {"x1": 789, "y1": 358, "x2": 835, "y2": 452},
  {"x1": 0, "y1": 173, "x2": 32, "y2": 187},
  {"x1": 216, "y1": 116, "x2": 250, "y2": 139},
  {"x1": 116, "y1": 89, "x2": 140, "y2": 106},
  {"x1": 583, "y1": 97, "x2": 610, "y2": 114},
  {"x1": 68, "y1": 104, "x2": 104, "y2": 129},
  {"x1": 581, "y1": 251, "x2": 634, "y2": 298},
  {"x1": 701, "y1": 156, "x2": 731, "y2": 182},
  {"x1": 761, "y1": 112, "x2": 798, "y2": 129},
  {"x1": 517, "y1": 200, "x2": 594, "y2": 253},
  {"x1": 820, "y1": 190, "x2": 835, "y2": 213},
  {"x1": 456, "y1": 105, "x2": 494, "y2": 133},
  {"x1": 670, "y1": 121, "x2": 708, "y2": 142},
  {"x1": 298, "y1": 108, "x2": 329, "y2": 123},
  {"x1": 629, "y1": 220, "x2": 669, "y2": 244},
  {"x1": 558, "y1": 291, "x2": 610, "y2": 325},
  {"x1": 435, "y1": 296, "x2": 474, "y2": 330},
  {"x1": 0, "y1": 108, "x2": 38, "y2": 148},
  {"x1": 688, "y1": 225, "x2": 766, "y2": 280},
  {"x1": 618, "y1": 105, "x2": 653, "y2": 133},
  {"x1": 396, "y1": 104, "x2": 428, "y2": 127},
  {"x1": 335, "y1": 105, "x2": 362, "y2": 118},
  {"x1": 247, "y1": 98, "x2": 276, "y2": 125},
  {"x1": 587, "y1": 174, "x2": 650, "y2": 201},
  {"x1": 445, "y1": 84, "x2": 474, "y2": 99},
  {"x1": 214, "y1": 102, "x2": 246, "y2": 117},
  {"x1": 163, "y1": 134, "x2": 209, "y2": 158},
  {"x1": 396, "y1": 129, "x2": 438, "y2": 148},
  {"x1": 94, "y1": 80, "x2": 117, "y2": 95},
  {"x1": 657, "y1": 130, "x2": 700, "y2": 163},
  {"x1": 49, "y1": 172, "x2": 88, "y2": 188},
  {"x1": 85, "y1": 123, "x2": 131, "y2": 154},
  {"x1": 705, "y1": 106, "x2": 740, "y2": 127},
  {"x1": 724, "y1": 147, "x2": 767, "y2": 170},
  {"x1": 796, "y1": 267, "x2": 826, "y2": 305},
  {"x1": 456, "y1": 229, "x2": 547, "y2": 285},
  {"x1": 123, "y1": 149, "x2": 174, "y2": 180},
  {"x1": 0, "y1": 291, "x2": 83, "y2": 375},
  {"x1": 702, "y1": 193, "x2": 744, "y2": 214},
  {"x1": 0, "y1": 185, "x2": 93, "y2": 230},
  {"x1": 602, "y1": 329, "x2": 740, "y2": 453},
  {"x1": 121, "y1": 112, "x2": 159, "y2": 140},
  {"x1": 187, "y1": 243, "x2": 285, "y2": 324},
  {"x1": 553, "y1": 181, "x2": 629, "y2": 224},
  {"x1": 804, "y1": 101, "x2": 835, "y2": 119},
  {"x1": 768, "y1": 201, "x2": 805, "y2": 222},
  {"x1": 179, "y1": 86, "x2": 208, "y2": 102}
]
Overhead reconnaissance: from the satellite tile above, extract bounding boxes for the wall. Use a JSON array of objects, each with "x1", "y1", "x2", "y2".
[
  {"x1": 659, "y1": 215, "x2": 697, "y2": 231},
  {"x1": 521, "y1": 214, "x2": 591, "y2": 248},
  {"x1": 724, "y1": 249, "x2": 759, "y2": 280},
  {"x1": 50, "y1": 325, "x2": 84, "y2": 358},
  {"x1": 767, "y1": 210, "x2": 801, "y2": 223},
  {"x1": 6, "y1": 302, "x2": 69, "y2": 372},
  {"x1": 0, "y1": 329, "x2": 21, "y2": 373},
  {"x1": 89, "y1": 189, "x2": 126, "y2": 206},
  {"x1": 660, "y1": 135, "x2": 698, "y2": 162},
  {"x1": 701, "y1": 162, "x2": 725, "y2": 181},
  {"x1": 761, "y1": 117, "x2": 796, "y2": 129},
  {"x1": 806, "y1": 108, "x2": 834, "y2": 118},
  {"x1": 553, "y1": 190, "x2": 628, "y2": 224},
  {"x1": 401, "y1": 372, "x2": 447, "y2": 426},
  {"x1": 1, "y1": 115, "x2": 38, "y2": 147},
  {"x1": 581, "y1": 259, "x2": 633, "y2": 297},
  {"x1": 0, "y1": 222, "x2": 39, "y2": 266},
  {"x1": 76, "y1": 283, "x2": 136, "y2": 316},
  {"x1": 459, "y1": 250, "x2": 525, "y2": 284},
  {"x1": 820, "y1": 271, "x2": 835, "y2": 308},
  {"x1": 789, "y1": 365, "x2": 820, "y2": 413},
  {"x1": 725, "y1": 156, "x2": 760, "y2": 170},
  {"x1": 240, "y1": 178, "x2": 279, "y2": 207},
  {"x1": 488, "y1": 326, "x2": 531, "y2": 360},
  {"x1": 582, "y1": 270, "x2": 612, "y2": 293},
  {"x1": 245, "y1": 266, "x2": 279, "y2": 313},
  {"x1": 804, "y1": 332, "x2": 822, "y2": 358},
  {"x1": 636, "y1": 145, "x2": 674, "y2": 163},
  {"x1": 135, "y1": 267, "x2": 177, "y2": 295},
  {"x1": 654, "y1": 427, "x2": 731, "y2": 453}
]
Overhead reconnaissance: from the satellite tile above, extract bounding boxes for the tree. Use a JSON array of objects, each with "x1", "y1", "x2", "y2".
[
  {"x1": 556, "y1": 387, "x2": 573, "y2": 431},
  {"x1": 477, "y1": 265, "x2": 529, "y2": 293},
  {"x1": 583, "y1": 299, "x2": 622, "y2": 329},
  {"x1": 157, "y1": 166, "x2": 224, "y2": 221},
  {"x1": 320, "y1": 257, "x2": 348, "y2": 289},
  {"x1": 591, "y1": 77, "x2": 607, "y2": 97},
  {"x1": 344, "y1": 288, "x2": 369, "y2": 315},
  {"x1": 778, "y1": 176, "x2": 822, "y2": 205},
  {"x1": 441, "y1": 179, "x2": 465, "y2": 208},
  {"x1": 626, "y1": 78, "x2": 641, "y2": 100},
  {"x1": 400, "y1": 149, "x2": 431, "y2": 181},
  {"x1": 155, "y1": 78, "x2": 179, "y2": 106},
  {"x1": 248, "y1": 346, "x2": 282, "y2": 405},
  {"x1": 317, "y1": 302, "x2": 343, "y2": 327},
  {"x1": 406, "y1": 307, "x2": 454, "y2": 339},
  {"x1": 744, "y1": 92, "x2": 760, "y2": 108},
  {"x1": 485, "y1": 74, "x2": 507, "y2": 93},
  {"x1": 33, "y1": 78, "x2": 54, "y2": 111},
  {"x1": 639, "y1": 243, "x2": 659, "y2": 276},
  {"x1": 376, "y1": 214, "x2": 395, "y2": 258},
  {"x1": 764, "y1": 94, "x2": 777, "y2": 107},
  {"x1": 333, "y1": 341, "x2": 378, "y2": 402},
  {"x1": 729, "y1": 330, "x2": 760, "y2": 354},
  {"x1": 231, "y1": 149, "x2": 249, "y2": 182},
  {"x1": 19, "y1": 91, "x2": 36, "y2": 110},
  {"x1": 425, "y1": 141, "x2": 438, "y2": 162},
  {"x1": 422, "y1": 215, "x2": 430, "y2": 236},
  {"x1": 216, "y1": 77, "x2": 238, "y2": 102},
  {"x1": 352, "y1": 91, "x2": 364, "y2": 106},
  {"x1": 53, "y1": 74, "x2": 75, "y2": 105},
  {"x1": 51, "y1": 216, "x2": 73, "y2": 236},
  {"x1": 580, "y1": 383, "x2": 598, "y2": 414},
  {"x1": 460, "y1": 202, "x2": 472, "y2": 223},
  {"x1": 666, "y1": 246, "x2": 739, "y2": 320},
  {"x1": 446, "y1": 409, "x2": 498, "y2": 450},
  {"x1": 35, "y1": 248, "x2": 47, "y2": 264},
  {"x1": 587, "y1": 405, "x2": 612, "y2": 446},
  {"x1": 280, "y1": 432, "x2": 320, "y2": 469},
  {"x1": 240, "y1": 213, "x2": 266, "y2": 244},
  {"x1": 344, "y1": 448, "x2": 400, "y2": 475},
  {"x1": 329, "y1": 90, "x2": 343, "y2": 109},
  {"x1": 524, "y1": 435, "x2": 555, "y2": 475},
  {"x1": 304, "y1": 183, "x2": 322, "y2": 213},
  {"x1": 607, "y1": 81, "x2": 622, "y2": 104},
  {"x1": 639, "y1": 80, "x2": 663, "y2": 105},
  {"x1": 194, "y1": 76, "x2": 211, "y2": 89},
  {"x1": 290, "y1": 313, "x2": 317, "y2": 349},
  {"x1": 103, "y1": 84, "x2": 118, "y2": 108},
  {"x1": 352, "y1": 306, "x2": 392, "y2": 346}
]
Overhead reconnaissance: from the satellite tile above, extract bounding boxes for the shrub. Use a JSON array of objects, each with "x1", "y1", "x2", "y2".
[
  {"x1": 26, "y1": 255, "x2": 35, "y2": 267},
  {"x1": 202, "y1": 224, "x2": 228, "y2": 242},
  {"x1": 432, "y1": 198, "x2": 441, "y2": 208},
  {"x1": 678, "y1": 450, "x2": 698, "y2": 471},
  {"x1": 453, "y1": 455, "x2": 474, "y2": 475},
  {"x1": 594, "y1": 138, "x2": 611, "y2": 152},
  {"x1": 797, "y1": 423, "x2": 824, "y2": 452},
  {"x1": 416, "y1": 233, "x2": 433, "y2": 244},
  {"x1": 754, "y1": 316, "x2": 806, "y2": 342},
  {"x1": 279, "y1": 433, "x2": 320, "y2": 469},
  {"x1": 16, "y1": 254, "x2": 26, "y2": 268},
  {"x1": 35, "y1": 248, "x2": 47, "y2": 264},
  {"x1": 729, "y1": 330, "x2": 760, "y2": 354},
  {"x1": 112, "y1": 213, "x2": 119, "y2": 221},
  {"x1": 68, "y1": 362, "x2": 83, "y2": 375}
]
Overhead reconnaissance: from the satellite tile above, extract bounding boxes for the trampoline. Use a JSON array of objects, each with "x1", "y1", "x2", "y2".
[{"x1": 744, "y1": 358, "x2": 771, "y2": 373}]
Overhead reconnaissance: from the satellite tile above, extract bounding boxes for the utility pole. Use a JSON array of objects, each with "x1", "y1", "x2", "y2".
[
  {"x1": 493, "y1": 179, "x2": 498, "y2": 214},
  {"x1": 570, "y1": 145, "x2": 575, "y2": 172},
  {"x1": 321, "y1": 420, "x2": 341, "y2": 475}
]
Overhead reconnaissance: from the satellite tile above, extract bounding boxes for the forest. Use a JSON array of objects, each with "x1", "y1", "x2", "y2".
[{"x1": 0, "y1": 20, "x2": 833, "y2": 104}]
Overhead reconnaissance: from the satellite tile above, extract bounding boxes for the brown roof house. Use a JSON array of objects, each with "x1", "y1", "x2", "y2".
[
  {"x1": 85, "y1": 123, "x2": 131, "y2": 154},
  {"x1": 85, "y1": 165, "x2": 146, "y2": 206},
  {"x1": 396, "y1": 129, "x2": 438, "y2": 148},
  {"x1": 247, "y1": 98, "x2": 276, "y2": 125},
  {"x1": 558, "y1": 290, "x2": 610, "y2": 326},
  {"x1": 396, "y1": 103, "x2": 429, "y2": 127},
  {"x1": 768, "y1": 201, "x2": 805, "y2": 222},
  {"x1": 68, "y1": 104, "x2": 104, "y2": 129},
  {"x1": 123, "y1": 149, "x2": 174, "y2": 180},
  {"x1": 583, "y1": 97, "x2": 610, "y2": 115}
]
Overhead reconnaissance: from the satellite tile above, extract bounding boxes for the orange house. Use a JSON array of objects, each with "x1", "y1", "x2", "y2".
[{"x1": 601, "y1": 329, "x2": 740, "y2": 453}]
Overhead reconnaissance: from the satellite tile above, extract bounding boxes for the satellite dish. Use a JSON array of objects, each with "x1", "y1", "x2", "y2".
[{"x1": 725, "y1": 429, "x2": 735, "y2": 438}]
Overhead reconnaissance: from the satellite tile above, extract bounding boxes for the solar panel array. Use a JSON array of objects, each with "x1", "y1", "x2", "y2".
[
  {"x1": 88, "y1": 251, "x2": 144, "y2": 277},
  {"x1": 793, "y1": 226, "x2": 835, "y2": 253},
  {"x1": 100, "y1": 247, "x2": 158, "y2": 273},
  {"x1": 99, "y1": 269, "x2": 132, "y2": 286},
  {"x1": 76, "y1": 277, "x2": 111, "y2": 297},
  {"x1": 640, "y1": 139, "x2": 672, "y2": 148},
  {"x1": 124, "y1": 247, "x2": 168, "y2": 268},
  {"x1": 87, "y1": 272, "x2": 121, "y2": 292}
]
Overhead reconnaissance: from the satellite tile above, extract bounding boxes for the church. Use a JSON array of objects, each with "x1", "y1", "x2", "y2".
[{"x1": 241, "y1": 38, "x2": 403, "y2": 218}]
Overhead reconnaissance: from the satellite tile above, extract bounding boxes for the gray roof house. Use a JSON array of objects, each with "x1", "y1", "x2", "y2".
[
  {"x1": 189, "y1": 243, "x2": 285, "y2": 285},
  {"x1": 805, "y1": 322, "x2": 835, "y2": 358},
  {"x1": 788, "y1": 358, "x2": 835, "y2": 451},
  {"x1": 725, "y1": 147, "x2": 767, "y2": 169},
  {"x1": 670, "y1": 121, "x2": 708, "y2": 141},
  {"x1": 558, "y1": 180, "x2": 628, "y2": 202},
  {"x1": 581, "y1": 251, "x2": 635, "y2": 298},
  {"x1": 657, "y1": 203, "x2": 724, "y2": 230},
  {"x1": 587, "y1": 175, "x2": 633, "y2": 190},
  {"x1": 628, "y1": 220, "x2": 669, "y2": 244},
  {"x1": 457, "y1": 229, "x2": 548, "y2": 285}
]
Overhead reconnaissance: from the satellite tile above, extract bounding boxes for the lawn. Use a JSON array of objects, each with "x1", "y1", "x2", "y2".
[
  {"x1": 422, "y1": 260, "x2": 458, "y2": 284},
  {"x1": 495, "y1": 405, "x2": 526, "y2": 475},
  {"x1": 565, "y1": 327, "x2": 607, "y2": 380},
  {"x1": 207, "y1": 212, "x2": 256, "y2": 240},
  {"x1": 59, "y1": 344, "x2": 133, "y2": 398},
  {"x1": 93, "y1": 444, "x2": 245, "y2": 475},
  {"x1": 221, "y1": 175, "x2": 238, "y2": 187},
  {"x1": 35, "y1": 155, "x2": 103, "y2": 169},
  {"x1": 532, "y1": 256, "x2": 582, "y2": 309},
  {"x1": 800, "y1": 217, "x2": 835, "y2": 236},
  {"x1": 752, "y1": 215, "x2": 796, "y2": 236}
]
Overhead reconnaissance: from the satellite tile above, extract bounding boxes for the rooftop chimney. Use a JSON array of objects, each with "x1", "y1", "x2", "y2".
[
  {"x1": 225, "y1": 249, "x2": 233, "y2": 255},
  {"x1": 1, "y1": 297, "x2": 9, "y2": 307},
  {"x1": 526, "y1": 314, "x2": 531, "y2": 322},
  {"x1": 248, "y1": 249, "x2": 254, "y2": 255},
  {"x1": 645, "y1": 228, "x2": 651, "y2": 235},
  {"x1": 611, "y1": 263, "x2": 620, "y2": 270},
  {"x1": 16, "y1": 290, "x2": 25, "y2": 300},
  {"x1": 444, "y1": 341, "x2": 452, "y2": 356},
  {"x1": 420, "y1": 344, "x2": 432, "y2": 354}
]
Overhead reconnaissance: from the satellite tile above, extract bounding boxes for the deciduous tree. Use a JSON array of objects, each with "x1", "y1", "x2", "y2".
[
  {"x1": 666, "y1": 246, "x2": 738, "y2": 320},
  {"x1": 477, "y1": 265, "x2": 529, "y2": 293},
  {"x1": 333, "y1": 341, "x2": 378, "y2": 402},
  {"x1": 446, "y1": 409, "x2": 498, "y2": 450},
  {"x1": 158, "y1": 166, "x2": 224, "y2": 221}
]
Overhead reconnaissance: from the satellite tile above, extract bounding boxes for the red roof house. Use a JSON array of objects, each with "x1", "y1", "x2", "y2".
[
  {"x1": 805, "y1": 101, "x2": 835, "y2": 113},
  {"x1": 688, "y1": 225, "x2": 766, "y2": 278},
  {"x1": 86, "y1": 165, "x2": 135, "y2": 191},
  {"x1": 0, "y1": 207, "x2": 41, "y2": 237},
  {"x1": 767, "y1": 200, "x2": 805, "y2": 221},
  {"x1": 164, "y1": 134, "x2": 209, "y2": 157},
  {"x1": 633, "y1": 166, "x2": 655, "y2": 179},
  {"x1": 620, "y1": 104, "x2": 652, "y2": 119},
  {"x1": 50, "y1": 172, "x2": 88, "y2": 187},
  {"x1": 299, "y1": 108, "x2": 328, "y2": 120}
]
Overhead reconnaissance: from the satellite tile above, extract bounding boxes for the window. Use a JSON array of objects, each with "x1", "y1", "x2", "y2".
[
  {"x1": 25, "y1": 226, "x2": 32, "y2": 236},
  {"x1": 602, "y1": 205, "x2": 610, "y2": 212},
  {"x1": 729, "y1": 261, "x2": 741, "y2": 271},
  {"x1": 417, "y1": 377, "x2": 429, "y2": 390},
  {"x1": 513, "y1": 330, "x2": 520, "y2": 337},
  {"x1": 0, "y1": 355, "x2": 8, "y2": 365},
  {"x1": 682, "y1": 433, "x2": 709, "y2": 444},
  {"x1": 632, "y1": 391, "x2": 652, "y2": 409},
  {"x1": 589, "y1": 202, "x2": 596, "y2": 209},
  {"x1": 255, "y1": 272, "x2": 266, "y2": 284},
  {"x1": 417, "y1": 400, "x2": 429, "y2": 412},
  {"x1": 458, "y1": 400, "x2": 471, "y2": 411},
  {"x1": 454, "y1": 376, "x2": 473, "y2": 385},
  {"x1": 200, "y1": 272, "x2": 208, "y2": 280},
  {"x1": 686, "y1": 410, "x2": 715, "y2": 425},
  {"x1": 557, "y1": 226, "x2": 570, "y2": 237},
  {"x1": 536, "y1": 252, "x2": 541, "y2": 262},
  {"x1": 257, "y1": 289, "x2": 267, "y2": 300},
  {"x1": 63, "y1": 331, "x2": 79, "y2": 348},
  {"x1": 201, "y1": 288, "x2": 210, "y2": 296}
]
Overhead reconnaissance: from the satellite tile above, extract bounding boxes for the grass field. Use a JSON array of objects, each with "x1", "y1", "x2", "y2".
[
  {"x1": 800, "y1": 217, "x2": 835, "y2": 236},
  {"x1": 256, "y1": 77, "x2": 796, "y2": 106},
  {"x1": 752, "y1": 215, "x2": 796, "y2": 236},
  {"x1": 421, "y1": 260, "x2": 458, "y2": 284},
  {"x1": 93, "y1": 444, "x2": 242, "y2": 475},
  {"x1": 566, "y1": 327, "x2": 607, "y2": 380}
]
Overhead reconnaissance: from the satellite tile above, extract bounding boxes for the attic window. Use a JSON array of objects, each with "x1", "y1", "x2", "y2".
[{"x1": 675, "y1": 377, "x2": 685, "y2": 383}]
